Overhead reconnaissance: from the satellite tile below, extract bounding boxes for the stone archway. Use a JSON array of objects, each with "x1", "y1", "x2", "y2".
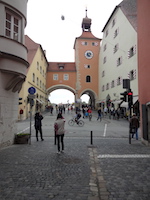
[
  {"x1": 46, "y1": 84, "x2": 76, "y2": 104},
  {"x1": 80, "y1": 89, "x2": 97, "y2": 109},
  {"x1": 47, "y1": 84, "x2": 76, "y2": 94}
]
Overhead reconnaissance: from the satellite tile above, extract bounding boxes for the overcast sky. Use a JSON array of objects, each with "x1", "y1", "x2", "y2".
[
  {"x1": 25, "y1": 0, "x2": 122, "y2": 62},
  {"x1": 25, "y1": 0, "x2": 122, "y2": 104}
]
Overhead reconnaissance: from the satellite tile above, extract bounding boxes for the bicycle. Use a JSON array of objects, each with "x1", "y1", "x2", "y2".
[{"x1": 68, "y1": 117, "x2": 84, "y2": 127}]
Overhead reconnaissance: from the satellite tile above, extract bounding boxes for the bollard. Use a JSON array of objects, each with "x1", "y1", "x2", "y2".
[{"x1": 91, "y1": 131, "x2": 93, "y2": 145}]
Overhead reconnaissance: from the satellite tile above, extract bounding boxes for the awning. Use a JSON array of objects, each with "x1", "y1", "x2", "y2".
[
  {"x1": 36, "y1": 99, "x2": 43, "y2": 104},
  {"x1": 41, "y1": 100, "x2": 45, "y2": 104},
  {"x1": 120, "y1": 102, "x2": 128, "y2": 108},
  {"x1": 146, "y1": 102, "x2": 150, "y2": 106}
]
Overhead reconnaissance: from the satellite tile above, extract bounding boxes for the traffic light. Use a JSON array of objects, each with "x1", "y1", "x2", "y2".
[
  {"x1": 18, "y1": 97, "x2": 22, "y2": 105},
  {"x1": 128, "y1": 91, "x2": 133, "y2": 107},
  {"x1": 120, "y1": 91, "x2": 127, "y2": 102}
]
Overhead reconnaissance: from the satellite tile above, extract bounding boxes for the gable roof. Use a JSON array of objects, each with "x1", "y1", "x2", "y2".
[
  {"x1": 102, "y1": 0, "x2": 137, "y2": 32},
  {"x1": 25, "y1": 35, "x2": 39, "y2": 64},
  {"x1": 120, "y1": 0, "x2": 137, "y2": 31},
  {"x1": 25, "y1": 35, "x2": 49, "y2": 66}
]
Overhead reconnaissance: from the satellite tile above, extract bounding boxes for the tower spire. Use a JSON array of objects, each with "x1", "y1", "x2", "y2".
[
  {"x1": 81, "y1": 8, "x2": 91, "y2": 32},
  {"x1": 85, "y1": 7, "x2": 88, "y2": 17}
]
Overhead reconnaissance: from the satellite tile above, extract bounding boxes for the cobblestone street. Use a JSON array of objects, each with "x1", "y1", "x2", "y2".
[{"x1": 0, "y1": 113, "x2": 150, "y2": 200}]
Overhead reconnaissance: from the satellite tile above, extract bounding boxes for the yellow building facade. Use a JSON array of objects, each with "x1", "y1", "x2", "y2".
[{"x1": 18, "y1": 35, "x2": 49, "y2": 120}]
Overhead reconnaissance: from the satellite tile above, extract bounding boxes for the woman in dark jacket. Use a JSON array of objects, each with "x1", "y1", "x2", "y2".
[
  {"x1": 130, "y1": 114, "x2": 140, "y2": 140},
  {"x1": 34, "y1": 112, "x2": 44, "y2": 141}
]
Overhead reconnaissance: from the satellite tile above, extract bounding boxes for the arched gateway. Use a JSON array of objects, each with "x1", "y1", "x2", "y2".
[{"x1": 46, "y1": 10, "x2": 101, "y2": 108}]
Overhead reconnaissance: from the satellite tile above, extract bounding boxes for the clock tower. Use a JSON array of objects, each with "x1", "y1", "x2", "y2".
[{"x1": 74, "y1": 9, "x2": 101, "y2": 108}]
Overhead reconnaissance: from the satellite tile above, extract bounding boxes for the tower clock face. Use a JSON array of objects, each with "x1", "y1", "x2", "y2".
[{"x1": 85, "y1": 50, "x2": 93, "y2": 59}]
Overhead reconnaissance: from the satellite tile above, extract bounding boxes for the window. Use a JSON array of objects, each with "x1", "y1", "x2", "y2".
[
  {"x1": 53, "y1": 74, "x2": 58, "y2": 80},
  {"x1": 32, "y1": 73, "x2": 35, "y2": 82},
  {"x1": 102, "y1": 71, "x2": 105, "y2": 77},
  {"x1": 37, "y1": 77, "x2": 39, "y2": 86},
  {"x1": 81, "y1": 41, "x2": 87, "y2": 45},
  {"x1": 106, "y1": 83, "x2": 109, "y2": 90},
  {"x1": 103, "y1": 56, "x2": 107, "y2": 64},
  {"x1": 114, "y1": 28, "x2": 119, "y2": 38},
  {"x1": 114, "y1": 44, "x2": 119, "y2": 53},
  {"x1": 64, "y1": 74, "x2": 69, "y2": 80},
  {"x1": 117, "y1": 57, "x2": 122, "y2": 66},
  {"x1": 117, "y1": 77, "x2": 121, "y2": 86},
  {"x1": 58, "y1": 65, "x2": 64, "y2": 69},
  {"x1": 84, "y1": 64, "x2": 90, "y2": 69},
  {"x1": 112, "y1": 18, "x2": 116, "y2": 27},
  {"x1": 102, "y1": 85, "x2": 105, "y2": 91},
  {"x1": 129, "y1": 70, "x2": 136, "y2": 80},
  {"x1": 111, "y1": 80, "x2": 115, "y2": 88},
  {"x1": 103, "y1": 44, "x2": 107, "y2": 51},
  {"x1": 40, "y1": 80, "x2": 41, "y2": 88},
  {"x1": 37, "y1": 62, "x2": 39, "y2": 70},
  {"x1": 5, "y1": 10, "x2": 21, "y2": 42},
  {"x1": 105, "y1": 29, "x2": 109, "y2": 37},
  {"x1": 40, "y1": 66, "x2": 42, "y2": 74},
  {"x1": 86, "y1": 76, "x2": 91, "y2": 82},
  {"x1": 92, "y1": 42, "x2": 98, "y2": 46},
  {"x1": 128, "y1": 46, "x2": 136, "y2": 58}
]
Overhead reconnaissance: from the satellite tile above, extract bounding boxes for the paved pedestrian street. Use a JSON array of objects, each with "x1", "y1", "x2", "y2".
[{"x1": 0, "y1": 112, "x2": 150, "y2": 200}]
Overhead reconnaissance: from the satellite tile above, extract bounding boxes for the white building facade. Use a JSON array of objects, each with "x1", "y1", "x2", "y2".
[
  {"x1": 0, "y1": 0, "x2": 28, "y2": 147},
  {"x1": 99, "y1": 0, "x2": 138, "y2": 113}
]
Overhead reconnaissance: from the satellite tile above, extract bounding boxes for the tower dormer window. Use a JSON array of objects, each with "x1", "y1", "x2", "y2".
[
  {"x1": 58, "y1": 64, "x2": 65, "y2": 69},
  {"x1": 59, "y1": 66, "x2": 64, "y2": 69}
]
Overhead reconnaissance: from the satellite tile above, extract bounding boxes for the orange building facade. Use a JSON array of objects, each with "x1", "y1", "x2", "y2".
[
  {"x1": 46, "y1": 11, "x2": 101, "y2": 108},
  {"x1": 46, "y1": 62, "x2": 76, "y2": 94},
  {"x1": 137, "y1": 0, "x2": 150, "y2": 143}
]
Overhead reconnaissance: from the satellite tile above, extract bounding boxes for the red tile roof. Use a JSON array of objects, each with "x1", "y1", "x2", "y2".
[
  {"x1": 47, "y1": 62, "x2": 76, "y2": 72},
  {"x1": 25, "y1": 35, "x2": 49, "y2": 66},
  {"x1": 25, "y1": 35, "x2": 40, "y2": 64},
  {"x1": 77, "y1": 31, "x2": 100, "y2": 40}
]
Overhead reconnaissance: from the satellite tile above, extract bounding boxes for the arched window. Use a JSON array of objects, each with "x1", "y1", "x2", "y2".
[
  {"x1": 32, "y1": 73, "x2": 35, "y2": 82},
  {"x1": 37, "y1": 77, "x2": 39, "y2": 86},
  {"x1": 37, "y1": 62, "x2": 39, "y2": 70},
  {"x1": 86, "y1": 75, "x2": 91, "y2": 82}
]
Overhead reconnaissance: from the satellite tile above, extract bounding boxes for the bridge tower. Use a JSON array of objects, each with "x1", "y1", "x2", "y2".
[{"x1": 74, "y1": 9, "x2": 101, "y2": 108}]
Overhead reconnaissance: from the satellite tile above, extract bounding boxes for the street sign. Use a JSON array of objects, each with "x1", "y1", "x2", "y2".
[{"x1": 28, "y1": 87, "x2": 36, "y2": 95}]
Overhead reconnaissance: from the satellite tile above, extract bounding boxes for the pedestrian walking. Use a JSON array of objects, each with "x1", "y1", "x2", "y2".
[
  {"x1": 130, "y1": 113, "x2": 140, "y2": 140},
  {"x1": 50, "y1": 105, "x2": 53, "y2": 115},
  {"x1": 97, "y1": 107, "x2": 102, "y2": 121},
  {"x1": 87, "y1": 107, "x2": 92, "y2": 121},
  {"x1": 54, "y1": 113, "x2": 66, "y2": 154},
  {"x1": 34, "y1": 112, "x2": 44, "y2": 141}
]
